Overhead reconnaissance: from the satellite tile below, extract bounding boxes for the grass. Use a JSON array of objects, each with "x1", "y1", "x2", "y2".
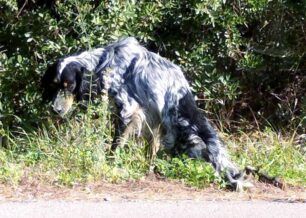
[
  {"x1": 0, "y1": 102, "x2": 305, "y2": 189},
  {"x1": 228, "y1": 130, "x2": 306, "y2": 185}
]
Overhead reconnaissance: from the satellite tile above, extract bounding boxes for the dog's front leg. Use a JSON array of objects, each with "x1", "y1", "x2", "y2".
[
  {"x1": 111, "y1": 113, "x2": 142, "y2": 150},
  {"x1": 111, "y1": 98, "x2": 144, "y2": 151}
]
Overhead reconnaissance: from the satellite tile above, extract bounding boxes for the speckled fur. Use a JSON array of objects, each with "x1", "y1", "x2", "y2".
[{"x1": 41, "y1": 37, "x2": 252, "y2": 190}]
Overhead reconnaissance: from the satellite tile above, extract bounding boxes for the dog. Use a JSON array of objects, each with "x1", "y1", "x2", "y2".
[{"x1": 41, "y1": 37, "x2": 251, "y2": 191}]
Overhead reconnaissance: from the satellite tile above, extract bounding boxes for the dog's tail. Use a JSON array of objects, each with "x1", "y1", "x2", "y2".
[{"x1": 177, "y1": 92, "x2": 252, "y2": 191}]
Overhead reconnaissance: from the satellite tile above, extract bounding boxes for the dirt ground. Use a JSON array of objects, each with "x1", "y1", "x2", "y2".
[{"x1": 0, "y1": 175, "x2": 305, "y2": 203}]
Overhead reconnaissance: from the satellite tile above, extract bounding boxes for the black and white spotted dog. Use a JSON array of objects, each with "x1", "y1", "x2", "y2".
[{"x1": 41, "y1": 37, "x2": 251, "y2": 191}]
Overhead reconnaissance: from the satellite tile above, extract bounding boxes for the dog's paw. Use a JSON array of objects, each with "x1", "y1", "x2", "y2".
[
  {"x1": 226, "y1": 171, "x2": 253, "y2": 192},
  {"x1": 233, "y1": 179, "x2": 254, "y2": 192}
]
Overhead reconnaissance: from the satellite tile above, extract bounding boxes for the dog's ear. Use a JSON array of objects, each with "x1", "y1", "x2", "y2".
[{"x1": 41, "y1": 62, "x2": 59, "y2": 102}]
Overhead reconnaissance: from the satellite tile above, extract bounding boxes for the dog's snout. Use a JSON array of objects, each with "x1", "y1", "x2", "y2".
[
  {"x1": 53, "y1": 105, "x2": 63, "y2": 114},
  {"x1": 52, "y1": 91, "x2": 74, "y2": 117},
  {"x1": 54, "y1": 108, "x2": 62, "y2": 114}
]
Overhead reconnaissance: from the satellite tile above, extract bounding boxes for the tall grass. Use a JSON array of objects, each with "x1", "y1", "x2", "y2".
[
  {"x1": 0, "y1": 101, "x2": 150, "y2": 186},
  {"x1": 0, "y1": 101, "x2": 305, "y2": 188},
  {"x1": 228, "y1": 130, "x2": 305, "y2": 185}
]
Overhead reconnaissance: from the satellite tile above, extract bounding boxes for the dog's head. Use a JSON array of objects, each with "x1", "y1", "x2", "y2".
[{"x1": 41, "y1": 61, "x2": 90, "y2": 117}]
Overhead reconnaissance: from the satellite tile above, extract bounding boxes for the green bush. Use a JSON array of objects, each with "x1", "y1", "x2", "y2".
[{"x1": 1, "y1": 0, "x2": 305, "y2": 132}]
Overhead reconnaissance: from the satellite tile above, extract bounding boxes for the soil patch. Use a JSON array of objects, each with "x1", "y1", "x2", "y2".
[{"x1": 0, "y1": 175, "x2": 305, "y2": 202}]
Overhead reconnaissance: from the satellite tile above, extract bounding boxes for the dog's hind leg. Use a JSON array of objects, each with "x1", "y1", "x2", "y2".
[
  {"x1": 183, "y1": 133, "x2": 250, "y2": 191},
  {"x1": 177, "y1": 92, "x2": 252, "y2": 191}
]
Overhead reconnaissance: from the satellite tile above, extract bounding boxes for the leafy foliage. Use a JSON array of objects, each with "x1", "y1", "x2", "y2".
[{"x1": 1, "y1": 0, "x2": 305, "y2": 131}]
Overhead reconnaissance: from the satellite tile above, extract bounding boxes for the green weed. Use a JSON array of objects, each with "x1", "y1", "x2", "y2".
[
  {"x1": 155, "y1": 154, "x2": 224, "y2": 188},
  {"x1": 0, "y1": 103, "x2": 304, "y2": 188},
  {"x1": 227, "y1": 130, "x2": 306, "y2": 186}
]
